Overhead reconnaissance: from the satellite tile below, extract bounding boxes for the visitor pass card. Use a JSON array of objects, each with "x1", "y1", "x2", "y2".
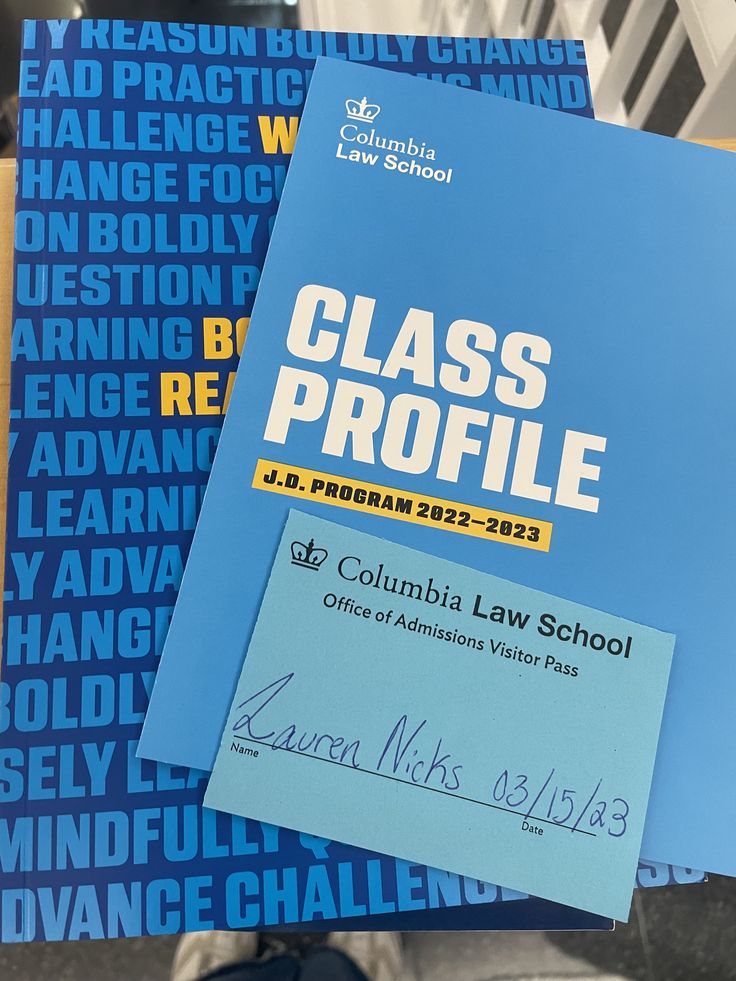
[{"x1": 204, "y1": 510, "x2": 675, "y2": 920}]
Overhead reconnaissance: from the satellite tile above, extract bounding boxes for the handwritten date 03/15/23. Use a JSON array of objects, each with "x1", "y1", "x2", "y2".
[{"x1": 229, "y1": 672, "x2": 630, "y2": 840}]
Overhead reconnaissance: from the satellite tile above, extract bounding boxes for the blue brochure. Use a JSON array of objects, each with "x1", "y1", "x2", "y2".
[
  {"x1": 286, "y1": 857, "x2": 705, "y2": 932},
  {"x1": 286, "y1": 898, "x2": 614, "y2": 932},
  {"x1": 141, "y1": 56, "x2": 736, "y2": 878},
  {"x1": 205, "y1": 511, "x2": 674, "y2": 920},
  {"x1": 0, "y1": 20, "x2": 597, "y2": 942}
]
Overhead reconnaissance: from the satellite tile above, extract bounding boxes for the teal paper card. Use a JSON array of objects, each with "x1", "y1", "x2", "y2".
[{"x1": 204, "y1": 510, "x2": 674, "y2": 921}]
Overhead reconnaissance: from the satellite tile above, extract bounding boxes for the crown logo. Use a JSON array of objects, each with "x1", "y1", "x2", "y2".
[
  {"x1": 290, "y1": 538, "x2": 328, "y2": 571},
  {"x1": 345, "y1": 96, "x2": 381, "y2": 123}
]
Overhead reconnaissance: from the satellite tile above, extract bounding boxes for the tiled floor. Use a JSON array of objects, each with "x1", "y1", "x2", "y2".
[{"x1": 1, "y1": 877, "x2": 734, "y2": 981}]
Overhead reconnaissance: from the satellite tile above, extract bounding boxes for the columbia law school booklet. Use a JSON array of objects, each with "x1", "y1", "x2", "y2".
[{"x1": 141, "y1": 56, "x2": 736, "y2": 879}]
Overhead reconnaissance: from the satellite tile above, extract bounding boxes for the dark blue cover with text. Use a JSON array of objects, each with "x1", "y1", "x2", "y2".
[{"x1": 0, "y1": 18, "x2": 669, "y2": 942}]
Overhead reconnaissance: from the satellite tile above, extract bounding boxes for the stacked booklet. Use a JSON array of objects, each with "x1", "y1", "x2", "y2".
[{"x1": 0, "y1": 17, "x2": 723, "y2": 942}]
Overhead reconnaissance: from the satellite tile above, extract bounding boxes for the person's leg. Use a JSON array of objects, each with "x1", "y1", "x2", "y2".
[
  {"x1": 171, "y1": 929, "x2": 404, "y2": 981},
  {"x1": 322, "y1": 932, "x2": 404, "y2": 981},
  {"x1": 170, "y1": 930, "x2": 260, "y2": 981},
  {"x1": 299, "y1": 947, "x2": 369, "y2": 981},
  {"x1": 198, "y1": 954, "x2": 300, "y2": 981}
]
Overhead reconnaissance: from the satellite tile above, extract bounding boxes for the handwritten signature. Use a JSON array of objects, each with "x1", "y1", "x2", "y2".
[
  {"x1": 231, "y1": 673, "x2": 629, "y2": 837},
  {"x1": 232, "y1": 672, "x2": 462, "y2": 791}
]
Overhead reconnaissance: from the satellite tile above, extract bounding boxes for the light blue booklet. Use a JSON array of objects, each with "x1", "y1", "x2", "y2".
[
  {"x1": 205, "y1": 510, "x2": 674, "y2": 920},
  {"x1": 141, "y1": 57, "x2": 736, "y2": 877}
]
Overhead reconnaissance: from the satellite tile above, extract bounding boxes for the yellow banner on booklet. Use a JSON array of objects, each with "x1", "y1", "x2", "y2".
[{"x1": 252, "y1": 458, "x2": 552, "y2": 552}]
